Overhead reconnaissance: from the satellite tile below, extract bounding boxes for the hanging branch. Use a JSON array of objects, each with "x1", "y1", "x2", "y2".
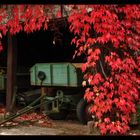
[{"x1": 99, "y1": 60, "x2": 107, "y2": 79}]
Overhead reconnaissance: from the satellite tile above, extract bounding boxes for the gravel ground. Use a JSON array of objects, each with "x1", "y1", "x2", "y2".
[
  {"x1": 0, "y1": 120, "x2": 90, "y2": 135},
  {"x1": 0, "y1": 111, "x2": 90, "y2": 136},
  {"x1": 0, "y1": 125, "x2": 63, "y2": 135}
]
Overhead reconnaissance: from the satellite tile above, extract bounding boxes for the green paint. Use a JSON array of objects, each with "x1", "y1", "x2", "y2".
[
  {"x1": 30, "y1": 63, "x2": 83, "y2": 87},
  {"x1": 0, "y1": 75, "x2": 6, "y2": 90}
]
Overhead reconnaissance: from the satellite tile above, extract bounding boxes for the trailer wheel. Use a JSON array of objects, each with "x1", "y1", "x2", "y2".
[
  {"x1": 48, "y1": 110, "x2": 68, "y2": 120},
  {"x1": 76, "y1": 98, "x2": 93, "y2": 124}
]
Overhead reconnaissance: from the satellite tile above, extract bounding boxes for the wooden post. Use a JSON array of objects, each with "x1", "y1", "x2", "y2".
[
  {"x1": 40, "y1": 87, "x2": 47, "y2": 112},
  {"x1": 6, "y1": 32, "x2": 17, "y2": 113},
  {"x1": 60, "y1": 5, "x2": 63, "y2": 18},
  {"x1": 11, "y1": 34, "x2": 17, "y2": 112}
]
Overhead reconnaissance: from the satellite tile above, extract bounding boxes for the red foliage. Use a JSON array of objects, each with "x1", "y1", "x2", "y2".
[
  {"x1": 0, "y1": 5, "x2": 53, "y2": 50},
  {"x1": 17, "y1": 112, "x2": 44, "y2": 121},
  {"x1": 0, "y1": 4, "x2": 139, "y2": 135},
  {"x1": 68, "y1": 5, "x2": 140, "y2": 135},
  {"x1": 0, "y1": 43, "x2": 3, "y2": 52},
  {"x1": 0, "y1": 106, "x2": 5, "y2": 113}
]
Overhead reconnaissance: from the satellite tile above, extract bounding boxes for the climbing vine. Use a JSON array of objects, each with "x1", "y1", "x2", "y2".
[{"x1": 68, "y1": 5, "x2": 140, "y2": 135}]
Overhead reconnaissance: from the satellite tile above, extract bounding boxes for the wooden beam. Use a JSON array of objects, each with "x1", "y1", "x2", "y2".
[
  {"x1": 60, "y1": 5, "x2": 63, "y2": 18},
  {"x1": 6, "y1": 32, "x2": 17, "y2": 113}
]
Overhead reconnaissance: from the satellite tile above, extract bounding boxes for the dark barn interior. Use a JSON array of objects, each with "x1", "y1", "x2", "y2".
[{"x1": 17, "y1": 26, "x2": 75, "y2": 67}]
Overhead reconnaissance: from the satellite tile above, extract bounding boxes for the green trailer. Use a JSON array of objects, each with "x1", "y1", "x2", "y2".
[
  {"x1": 0, "y1": 75, "x2": 6, "y2": 91},
  {"x1": 30, "y1": 63, "x2": 83, "y2": 87},
  {"x1": 0, "y1": 67, "x2": 6, "y2": 91},
  {"x1": 30, "y1": 63, "x2": 92, "y2": 124}
]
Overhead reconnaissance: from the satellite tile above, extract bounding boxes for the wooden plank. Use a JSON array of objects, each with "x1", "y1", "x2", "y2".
[{"x1": 6, "y1": 32, "x2": 17, "y2": 113}]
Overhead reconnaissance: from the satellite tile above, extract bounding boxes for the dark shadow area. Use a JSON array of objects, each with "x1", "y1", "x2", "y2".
[{"x1": 17, "y1": 28, "x2": 75, "y2": 68}]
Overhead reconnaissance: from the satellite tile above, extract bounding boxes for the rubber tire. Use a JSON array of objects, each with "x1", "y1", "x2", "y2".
[
  {"x1": 48, "y1": 110, "x2": 68, "y2": 120},
  {"x1": 76, "y1": 98, "x2": 92, "y2": 125}
]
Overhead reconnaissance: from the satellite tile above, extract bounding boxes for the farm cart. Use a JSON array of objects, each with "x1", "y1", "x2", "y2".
[
  {"x1": 29, "y1": 63, "x2": 92, "y2": 124},
  {"x1": 0, "y1": 63, "x2": 92, "y2": 125}
]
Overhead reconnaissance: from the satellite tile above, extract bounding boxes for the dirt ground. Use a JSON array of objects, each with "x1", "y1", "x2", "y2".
[
  {"x1": 0, "y1": 120, "x2": 90, "y2": 135},
  {"x1": 0, "y1": 110, "x2": 140, "y2": 136},
  {"x1": 0, "y1": 111, "x2": 99, "y2": 136}
]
